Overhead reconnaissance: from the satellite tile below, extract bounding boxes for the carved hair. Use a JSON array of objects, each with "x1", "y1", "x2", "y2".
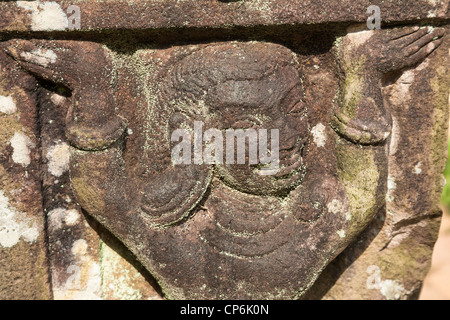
[{"x1": 160, "y1": 42, "x2": 300, "y2": 118}]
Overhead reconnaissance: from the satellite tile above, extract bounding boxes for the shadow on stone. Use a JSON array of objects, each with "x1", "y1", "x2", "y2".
[{"x1": 81, "y1": 208, "x2": 165, "y2": 299}]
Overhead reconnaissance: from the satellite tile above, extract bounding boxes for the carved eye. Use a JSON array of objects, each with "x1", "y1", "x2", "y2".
[
  {"x1": 231, "y1": 118, "x2": 260, "y2": 129},
  {"x1": 287, "y1": 101, "x2": 305, "y2": 115}
]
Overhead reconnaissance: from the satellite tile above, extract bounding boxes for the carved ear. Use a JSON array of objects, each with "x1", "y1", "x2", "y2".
[
  {"x1": 140, "y1": 164, "x2": 213, "y2": 226},
  {"x1": 139, "y1": 111, "x2": 213, "y2": 227}
]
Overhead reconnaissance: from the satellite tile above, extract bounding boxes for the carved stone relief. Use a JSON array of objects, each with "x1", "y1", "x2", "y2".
[{"x1": 0, "y1": 1, "x2": 448, "y2": 300}]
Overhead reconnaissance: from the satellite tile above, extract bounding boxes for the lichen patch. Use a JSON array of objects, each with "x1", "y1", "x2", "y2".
[
  {"x1": 20, "y1": 49, "x2": 57, "y2": 67},
  {"x1": 71, "y1": 239, "x2": 88, "y2": 256},
  {"x1": 46, "y1": 142, "x2": 70, "y2": 177},
  {"x1": 48, "y1": 207, "x2": 81, "y2": 230},
  {"x1": 0, "y1": 95, "x2": 17, "y2": 115},
  {"x1": 17, "y1": 1, "x2": 68, "y2": 31},
  {"x1": 50, "y1": 93, "x2": 66, "y2": 106},
  {"x1": 386, "y1": 176, "x2": 397, "y2": 203},
  {"x1": 337, "y1": 230, "x2": 346, "y2": 238},
  {"x1": 327, "y1": 199, "x2": 344, "y2": 214},
  {"x1": 380, "y1": 279, "x2": 407, "y2": 300},
  {"x1": 10, "y1": 132, "x2": 34, "y2": 167},
  {"x1": 311, "y1": 123, "x2": 327, "y2": 148},
  {"x1": 0, "y1": 190, "x2": 39, "y2": 248}
]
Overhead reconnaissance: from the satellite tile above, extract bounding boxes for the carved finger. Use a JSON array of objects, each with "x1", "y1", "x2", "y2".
[
  {"x1": 388, "y1": 26, "x2": 420, "y2": 41},
  {"x1": 4, "y1": 42, "x2": 64, "y2": 85},
  {"x1": 407, "y1": 38, "x2": 444, "y2": 66},
  {"x1": 391, "y1": 27, "x2": 429, "y2": 46},
  {"x1": 405, "y1": 28, "x2": 445, "y2": 57},
  {"x1": 4, "y1": 39, "x2": 78, "y2": 88},
  {"x1": 4, "y1": 39, "x2": 112, "y2": 90},
  {"x1": 332, "y1": 96, "x2": 392, "y2": 146}
]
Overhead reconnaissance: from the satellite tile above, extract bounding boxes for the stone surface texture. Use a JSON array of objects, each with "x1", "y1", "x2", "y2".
[{"x1": 0, "y1": 0, "x2": 448, "y2": 300}]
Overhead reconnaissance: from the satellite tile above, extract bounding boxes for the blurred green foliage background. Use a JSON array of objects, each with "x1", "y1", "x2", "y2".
[{"x1": 441, "y1": 141, "x2": 450, "y2": 210}]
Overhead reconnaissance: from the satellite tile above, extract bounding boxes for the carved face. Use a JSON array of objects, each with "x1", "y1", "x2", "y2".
[
  {"x1": 210, "y1": 64, "x2": 309, "y2": 196},
  {"x1": 166, "y1": 43, "x2": 309, "y2": 196},
  {"x1": 3, "y1": 39, "x2": 389, "y2": 299}
]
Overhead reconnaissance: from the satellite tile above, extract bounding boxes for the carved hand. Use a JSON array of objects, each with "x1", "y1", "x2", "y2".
[
  {"x1": 333, "y1": 27, "x2": 445, "y2": 145},
  {"x1": 363, "y1": 27, "x2": 445, "y2": 74},
  {"x1": 3, "y1": 40, "x2": 127, "y2": 150}
]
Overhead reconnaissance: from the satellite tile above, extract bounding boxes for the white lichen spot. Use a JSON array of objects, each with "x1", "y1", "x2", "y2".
[
  {"x1": 345, "y1": 212, "x2": 352, "y2": 221},
  {"x1": 17, "y1": 1, "x2": 68, "y2": 31},
  {"x1": 0, "y1": 190, "x2": 39, "y2": 248},
  {"x1": 20, "y1": 48, "x2": 57, "y2": 68},
  {"x1": 46, "y1": 142, "x2": 70, "y2": 177},
  {"x1": 389, "y1": 117, "x2": 400, "y2": 156},
  {"x1": 65, "y1": 209, "x2": 80, "y2": 226},
  {"x1": 0, "y1": 95, "x2": 17, "y2": 115},
  {"x1": 388, "y1": 177, "x2": 396, "y2": 190},
  {"x1": 327, "y1": 199, "x2": 344, "y2": 214},
  {"x1": 48, "y1": 208, "x2": 80, "y2": 230},
  {"x1": 334, "y1": 36, "x2": 343, "y2": 48},
  {"x1": 337, "y1": 230, "x2": 346, "y2": 238},
  {"x1": 427, "y1": 9, "x2": 437, "y2": 18},
  {"x1": 386, "y1": 176, "x2": 396, "y2": 203},
  {"x1": 71, "y1": 239, "x2": 88, "y2": 256},
  {"x1": 311, "y1": 123, "x2": 327, "y2": 148},
  {"x1": 366, "y1": 265, "x2": 409, "y2": 300},
  {"x1": 127, "y1": 128, "x2": 133, "y2": 135},
  {"x1": 380, "y1": 280, "x2": 407, "y2": 300},
  {"x1": 414, "y1": 162, "x2": 422, "y2": 175},
  {"x1": 10, "y1": 132, "x2": 34, "y2": 167},
  {"x1": 50, "y1": 93, "x2": 66, "y2": 106}
]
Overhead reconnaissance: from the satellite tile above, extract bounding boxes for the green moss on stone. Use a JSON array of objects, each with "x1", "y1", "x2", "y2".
[
  {"x1": 336, "y1": 138, "x2": 380, "y2": 238},
  {"x1": 430, "y1": 63, "x2": 450, "y2": 211}
]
